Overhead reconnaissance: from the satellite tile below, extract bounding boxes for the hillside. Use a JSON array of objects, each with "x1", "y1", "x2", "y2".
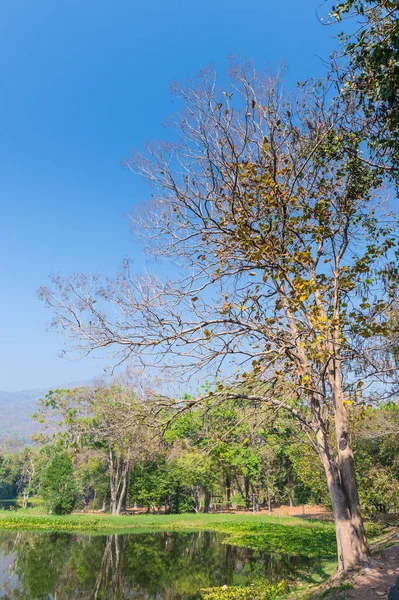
[{"x1": 0, "y1": 383, "x2": 83, "y2": 446}]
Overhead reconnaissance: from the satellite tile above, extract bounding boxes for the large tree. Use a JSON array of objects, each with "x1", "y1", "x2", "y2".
[{"x1": 40, "y1": 63, "x2": 399, "y2": 570}]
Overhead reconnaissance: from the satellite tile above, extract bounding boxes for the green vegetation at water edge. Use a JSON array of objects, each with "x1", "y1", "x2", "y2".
[{"x1": 0, "y1": 511, "x2": 383, "y2": 559}]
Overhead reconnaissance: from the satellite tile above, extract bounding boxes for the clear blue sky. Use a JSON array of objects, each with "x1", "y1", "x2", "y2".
[{"x1": 0, "y1": 0, "x2": 338, "y2": 392}]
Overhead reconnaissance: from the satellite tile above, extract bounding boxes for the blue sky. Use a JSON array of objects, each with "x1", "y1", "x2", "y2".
[{"x1": 0, "y1": 0, "x2": 338, "y2": 391}]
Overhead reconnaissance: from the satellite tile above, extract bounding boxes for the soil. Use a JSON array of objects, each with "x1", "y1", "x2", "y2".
[
  {"x1": 120, "y1": 503, "x2": 333, "y2": 518},
  {"x1": 255, "y1": 503, "x2": 333, "y2": 519},
  {"x1": 312, "y1": 535, "x2": 399, "y2": 600},
  {"x1": 343, "y1": 540, "x2": 399, "y2": 600}
]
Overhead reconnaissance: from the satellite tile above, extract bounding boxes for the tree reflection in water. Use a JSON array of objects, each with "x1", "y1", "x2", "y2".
[{"x1": 0, "y1": 531, "x2": 321, "y2": 599}]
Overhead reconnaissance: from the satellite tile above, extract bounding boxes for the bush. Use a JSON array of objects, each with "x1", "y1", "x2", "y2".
[
  {"x1": 201, "y1": 581, "x2": 285, "y2": 600},
  {"x1": 40, "y1": 451, "x2": 78, "y2": 515},
  {"x1": 231, "y1": 494, "x2": 247, "y2": 510}
]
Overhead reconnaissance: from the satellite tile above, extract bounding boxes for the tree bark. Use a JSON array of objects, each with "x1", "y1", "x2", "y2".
[
  {"x1": 316, "y1": 426, "x2": 370, "y2": 571},
  {"x1": 327, "y1": 358, "x2": 370, "y2": 571},
  {"x1": 244, "y1": 477, "x2": 250, "y2": 510},
  {"x1": 193, "y1": 485, "x2": 201, "y2": 512},
  {"x1": 287, "y1": 471, "x2": 294, "y2": 507},
  {"x1": 251, "y1": 486, "x2": 259, "y2": 512},
  {"x1": 204, "y1": 491, "x2": 212, "y2": 513},
  {"x1": 115, "y1": 460, "x2": 130, "y2": 515},
  {"x1": 225, "y1": 473, "x2": 231, "y2": 504},
  {"x1": 109, "y1": 448, "x2": 130, "y2": 516}
]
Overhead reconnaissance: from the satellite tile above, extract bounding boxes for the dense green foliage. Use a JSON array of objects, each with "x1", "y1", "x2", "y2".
[
  {"x1": 40, "y1": 451, "x2": 78, "y2": 515},
  {"x1": 332, "y1": 0, "x2": 399, "y2": 174},
  {"x1": 0, "y1": 453, "x2": 22, "y2": 500},
  {"x1": 1, "y1": 390, "x2": 398, "y2": 517}
]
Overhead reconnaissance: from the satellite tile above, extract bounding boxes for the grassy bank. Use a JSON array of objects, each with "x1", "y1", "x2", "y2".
[
  {"x1": 0, "y1": 509, "x2": 382, "y2": 557},
  {"x1": 0, "y1": 510, "x2": 339, "y2": 598},
  {"x1": 0, "y1": 509, "x2": 388, "y2": 599}
]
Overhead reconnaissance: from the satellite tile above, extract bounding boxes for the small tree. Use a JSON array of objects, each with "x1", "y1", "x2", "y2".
[
  {"x1": 40, "y1": 63, "x2": 399, "y2": 570},
  {"x1": 40, "y1": 451, "x2": 78, "y2": 515},
  {"x1": 17, "y1": 449, "x2": 36, "y2": 509}
]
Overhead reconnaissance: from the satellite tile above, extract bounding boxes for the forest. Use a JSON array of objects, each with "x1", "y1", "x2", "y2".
[{"x1": 1, "y1": 383, "x2": 398, "y2": 520}]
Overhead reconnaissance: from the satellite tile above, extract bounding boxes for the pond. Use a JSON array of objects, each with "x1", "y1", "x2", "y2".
[{"x1": 0, "y1": 530, "x2": 322, "y2": 599}]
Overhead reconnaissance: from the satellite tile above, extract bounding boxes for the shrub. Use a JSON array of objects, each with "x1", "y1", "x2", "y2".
[
  {"x1": 40, "y1": 451, "x2": 78, "y2": 515},
  {"x1": 201, "y1": 581, "x2": 286, "y2": 600}
]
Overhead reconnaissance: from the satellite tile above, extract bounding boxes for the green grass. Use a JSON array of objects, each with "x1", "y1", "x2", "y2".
[
  {"x1": 0, "y1": 508, "x2": 338, "y2": 554},
  {"x1": 0, "y1": 506, "x2": 383, "y2": 558}
]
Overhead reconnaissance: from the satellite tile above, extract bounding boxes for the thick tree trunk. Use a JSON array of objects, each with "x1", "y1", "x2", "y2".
[
  {"x1": 316, "y1": 427, "x2": 370, "y2": 571},
  {"x1": 204, "y1": 491, "x2": 212, "y2": 513},
  {"x1": 119, "y1": 481, "x2": 128, "y2": 513},
  {"x1": 328, "y1": 361, "x2": 370, "y2": 571}
]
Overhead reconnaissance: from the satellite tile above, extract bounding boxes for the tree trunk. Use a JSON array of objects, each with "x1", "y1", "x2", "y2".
[
  {"x1": 252, "y1": 486, "x2": 259, "y2": 512},
  {"x1": 287, "y1": 471, "x2": 294, "y2": 507},
  {"x1": 328, "y1": 360, "x2": 370, "y2": 570},
  {"x1": 244, "y1": 477, "x2": 250, "y2": 510},
  {"x1": 193, "y1": 485, "x2": 201, "y2": 512},
  {"x1": 110, "y1": 456, "x2": 119, "y2": 516},
  {"x1": 115, "y1": 461, "x2": 130, "y2": 515},
  {"x1": 109, "y1": 449, "x2": 130, "y2": 516},
  {"x1": 316, "y1": 427, "x2": 370, "y2": 571},
  {"x1": 225, "y1": 474, "x2": 231, "y2": 504},
  {"x1": 204, "y1": 491, "x2": 212, "y2": 513}
]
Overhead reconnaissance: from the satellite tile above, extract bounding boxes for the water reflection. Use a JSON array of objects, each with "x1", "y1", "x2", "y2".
[{"x1": 0, "y1": 530, "x2": 320, "y2": 599}]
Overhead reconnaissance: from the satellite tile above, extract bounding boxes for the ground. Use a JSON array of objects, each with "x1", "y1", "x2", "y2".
[
  {"x1": 345, "y1": 542, "x2": 399, "y2": 599},
  {"x1": 289, "y1": 534, "x2": 399, "y2": 600},
  {"x1": 333, "y1": 537, "x2": 399, "y2": 600}
]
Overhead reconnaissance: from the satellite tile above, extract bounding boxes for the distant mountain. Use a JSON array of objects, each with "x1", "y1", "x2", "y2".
[{"x1": 0, "y1": 382, "x2": 84, "y2": 446}]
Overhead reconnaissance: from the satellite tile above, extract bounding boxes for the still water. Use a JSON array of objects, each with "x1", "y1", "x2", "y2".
[{"x1": 0, "y1": 530, "x2": 319, "y2": 599}]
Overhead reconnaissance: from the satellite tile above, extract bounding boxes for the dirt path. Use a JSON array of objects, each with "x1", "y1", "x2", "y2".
[{"x1": 343, "y1": 540, "x2": 399, "y2": 600}]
